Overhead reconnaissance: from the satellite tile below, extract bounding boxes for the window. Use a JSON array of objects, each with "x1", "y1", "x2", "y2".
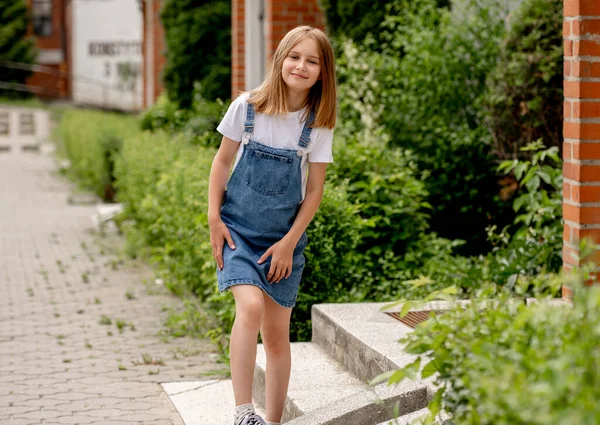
[{"x1": 32, "y1": 0, "x2": 53, "y2": 37}]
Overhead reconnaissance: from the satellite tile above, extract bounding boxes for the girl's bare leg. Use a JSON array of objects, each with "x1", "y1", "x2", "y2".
[
  {"x1": 230, "y1": 285, "x2": 266, "y2": 406},
  {"x1": 260, "y1": 293, "x2": 293, "y2": 423}
]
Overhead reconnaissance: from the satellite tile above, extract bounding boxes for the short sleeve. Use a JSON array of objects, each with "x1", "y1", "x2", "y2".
[
  {"x1": 216, "y1": 93, "x2": 250, "y2": 142},
  {"x1": 307, "y1": 127, "x2": 334, "y2": 163}
]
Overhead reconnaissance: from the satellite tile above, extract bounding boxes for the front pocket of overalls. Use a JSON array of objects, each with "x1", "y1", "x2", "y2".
[{"x1": 245, "y1": 149, "x2": 292, "y2": 195}]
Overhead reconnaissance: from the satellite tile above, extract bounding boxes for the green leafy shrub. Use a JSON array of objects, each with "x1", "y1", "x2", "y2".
[
  {"x1": 58, "y1": 109, "x2": 139, "y2": 201},
  {"x1": 114, "y1": 131, "x2": 215, "y2": 294},
  {"x1": 335, "y1": 0, "x2": 519, "y2": 254},
  {"x1": 161, "y1": 0, "x2": 231, "y2": 107},
  {"x1": 484, "y1": 0, "x2": 563, "y2": 160},
  {"x1": 387, "y1": 270, "x2": 599, "y2": 425},
  {"x1": 0, "y1": 0, "x2": 36, "y2": 98},
  {"x1": 139, "y1": 93, "x2": 189, "y2": 133},
  {"x1": 408, "y1": 143, "x2": 563, "y2": 299},
  {"x1": 140, "y1": 84, "x2": 230, "y2": 149},
  {"x1": 319, "y1": 0, "x2": 450, "y2": 45},
  {"x1": 292, "y1": 181, "x2": 364, "y2": 340}
]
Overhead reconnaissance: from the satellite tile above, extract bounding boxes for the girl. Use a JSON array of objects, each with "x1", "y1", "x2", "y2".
[{"x1": 208, "y1": 26, "x2": 337, "y2": 425}]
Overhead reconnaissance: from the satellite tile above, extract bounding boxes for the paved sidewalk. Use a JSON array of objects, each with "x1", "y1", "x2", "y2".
[{"x1": 0, "y1": 148, "x2": 223, "y2": 424}]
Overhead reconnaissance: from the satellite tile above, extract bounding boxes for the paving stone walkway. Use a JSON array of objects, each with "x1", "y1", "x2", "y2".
[{"x1": 0, "y1": 145, "x2": 223, "y2": 424}]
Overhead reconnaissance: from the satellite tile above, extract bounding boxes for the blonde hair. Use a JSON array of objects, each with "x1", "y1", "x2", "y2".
[{"x1": 248, "y1": 26, "x2": 337, "y2": 129}]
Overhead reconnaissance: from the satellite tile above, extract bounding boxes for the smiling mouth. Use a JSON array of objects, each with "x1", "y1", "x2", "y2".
[{"x1": 291, "y1": 73, "x2": 308, "y2": 79}]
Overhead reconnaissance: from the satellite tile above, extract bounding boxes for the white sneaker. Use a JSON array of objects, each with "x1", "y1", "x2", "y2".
[{"x1": 239, "y1": 413, "x2": 267, "y2": 425}]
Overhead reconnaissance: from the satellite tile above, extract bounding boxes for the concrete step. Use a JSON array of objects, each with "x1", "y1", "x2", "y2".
[
  {"x1": 253, "y1": 342, "x2": 365, "y2": 421},
  {"x1": 376, "y1": 408, "x2": 429, "y2": 425},
  {"x1": 311, "y1": 302, "x2": 437, "y2": 387},
  {"x1": 162, "y1": 379, "x2": 266, "y2": 425},
  {"x1": 253, "y1": 342, "x2": 429, "y2": 425}
]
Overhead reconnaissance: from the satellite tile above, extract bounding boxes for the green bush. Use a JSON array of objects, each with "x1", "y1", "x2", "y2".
[
  {"x1": 319, "y1": 0, "x2": 449, "y2": 45},
  {"x1": 139, "y1": 93, "x2": 189, "y2": 134},
  {"x1": 0, "y1": 0, "x2": 36, "y2": 98},
  {"x1": 484, "y1": 0, "x2": 563, "y2": 160},
  {"x1": 140, "y1": 84, "x2": 230, "y2": 149},
  {"x1": 114, "y1": 131, "x2": 215, "y2": 294},
  {"x1": 58, "y1": 109, "x2": 139, "y2": 201},
  {"x1": 407, "y1": 143, "x2": 563, "y2": 299},
  {"x1": 161, "y1": 0, "x2": 231, "y2": 107},
  {"x1": 387, "y1": 272, "x2": 599, "y2": 425},
  {"x1": 292, "y1": 181, "x2": 364, "y2": 340},
  {"x1": 335, "y1": 0, "x2": 518, "y2": 254}
]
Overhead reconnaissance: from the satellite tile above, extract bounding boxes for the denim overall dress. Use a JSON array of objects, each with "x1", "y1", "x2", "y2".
[{"x1": 217, "y1": 101, "x2": 314, "y2": 308}]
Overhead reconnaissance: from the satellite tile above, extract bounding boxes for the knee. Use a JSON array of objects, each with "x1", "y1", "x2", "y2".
[
  {"x1": 235, "y1": 297, "x2": 264, "y2": 330},
  {"x1": 262, "y1": 336, "x2": 290, "y2": 358}
]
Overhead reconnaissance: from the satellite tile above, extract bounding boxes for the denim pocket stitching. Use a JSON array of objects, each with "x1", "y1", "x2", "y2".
[{"x1": 245, "y1": 149, "x2": 292, "y2": 195}]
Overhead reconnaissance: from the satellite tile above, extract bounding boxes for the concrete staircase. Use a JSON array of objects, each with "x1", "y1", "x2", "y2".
[
  {"x1": 0, "y1": 106, "x2": 51, "y2": 153},
  {"x1": 163, "y1": 302, "x2": 437, "y2": 425}
]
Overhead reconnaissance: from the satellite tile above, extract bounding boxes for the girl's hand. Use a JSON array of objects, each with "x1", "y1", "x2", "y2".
[
  {"x1": 209, "y1": 217, "x2": 235, "y2": 270},
  {"x1": 258, "y1": 239, "x2": 295, "y2": 283}
]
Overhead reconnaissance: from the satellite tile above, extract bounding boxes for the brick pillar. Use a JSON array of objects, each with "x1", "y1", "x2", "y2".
[
  {"x1": 563, "y1": 0, "x2": 600, "y2": 298},
  {"x1": 152, "y1": 0, "x2": 166, "y2": 104},
  {"x1": 231, "y1": 0, "x2": 245, "y2": 97},
  {"x1": 142, "y1": 0, "x2": 167, "y2": 108},
  {"x1": 265, "y1": 0, "x2": 324, "y2": 59}
]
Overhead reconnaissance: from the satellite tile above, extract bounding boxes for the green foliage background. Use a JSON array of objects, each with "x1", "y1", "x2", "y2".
[
  {"x1": 391, "y1": 276, "x2": 599, "y2": 425},
  {"x1": 485, "y1": 0, "x2": 564, "y2": 160},
  {"x1": 0, "y1": 0, "x2": 36, "y2": 98},
  {"x1": 160, "y1": 0, "x2": 231, "y2": 108}
]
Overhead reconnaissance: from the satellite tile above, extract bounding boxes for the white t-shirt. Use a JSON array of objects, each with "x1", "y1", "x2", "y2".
[{"x1": 217, "y1": 92, "x2": 334, "y2": 199}]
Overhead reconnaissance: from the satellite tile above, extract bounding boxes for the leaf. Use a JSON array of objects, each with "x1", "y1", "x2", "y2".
[
  {"x1": 381, "y1": 299, "x2": 406, "y2": 311},
  {"x1": 441, "y1": 286, "x2": 458, "y2": 295},
  {"x1": 387, "y1": 369, "x2": 407, "y2": 385},
  {"x1": 368, "y1": 370, "x2": 396, "y2": 387},
  {"x1": 538, "y1": 170, "x2": 551, "y2": 184},
  {"x1": 428, "y1": 388, "x2": 444, "y2": 418},
  {"x1": 421, "y1": 360, "x2": 438, "y2": 379},
  {"x1": 525, "y1": 175, "x2": 540, "y2": 192},
  {"x1": 514, "y1": 162, "x2": 527, "y2": 180},
  {"x1": 506, "y1": 273, "x2": 518, "y2": 290},
  {"x1": 400, "y1": 301, "x2": 413, "y2": 318}
]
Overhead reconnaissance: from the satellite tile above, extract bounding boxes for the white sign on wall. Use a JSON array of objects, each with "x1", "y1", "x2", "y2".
[{"x1": 72, "y1": 0, "x2": 143, "y2": 111}]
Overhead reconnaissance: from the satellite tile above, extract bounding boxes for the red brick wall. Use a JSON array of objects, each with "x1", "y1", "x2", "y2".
[
  {"x1": 563, "y1": 0, "x2": 600, "y2": 297},
  {"x1": 25, "y1": 0, "x2": 69, "y2": 99},
  {"x1": 142, "y1": 0, "x2": 167, "y2": 108},
  {"x1": 25, "y1": 66, "x2": 64, "y2": 99},
  {"x1": 265, "y1": 0, "x2": 324, "y2": 59},
  {"x1": 231, "y1": 0, "x2": 324, "y2": 97},
  {"x1": 152, "y1": 0, "x2": 166, "y2": 105},
  {"x1": 231, "y1": 0, "x2": 245, "y2": 97},
  {"x1": 27, "y1": 0, "x2": 64, "y2": 50}
]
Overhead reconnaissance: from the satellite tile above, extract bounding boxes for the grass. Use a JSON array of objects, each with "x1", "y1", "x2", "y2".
[
  {"x1": 0, "y1": 96, "x2": 46, "y2": 109},
  {"x1": 99, "y1": 315, "x2": 112, "y2": 325}
]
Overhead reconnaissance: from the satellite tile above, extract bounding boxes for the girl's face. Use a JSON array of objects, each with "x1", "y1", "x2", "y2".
[{"x1": 281, "y1": 38, "x2": 321, "y2": 94}]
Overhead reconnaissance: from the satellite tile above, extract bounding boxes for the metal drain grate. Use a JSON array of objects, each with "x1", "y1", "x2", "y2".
[{"x1": 386, "y1": 310, "x2": 446, "y2": 329}]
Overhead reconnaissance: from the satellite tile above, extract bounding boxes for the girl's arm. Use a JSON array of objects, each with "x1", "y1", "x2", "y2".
[
  {"x1": 208, "y1": 136, "x2": 240, "y2": 269},
  {"x1": 258, "y1": 162, "x2": 328, "y2": 283}
]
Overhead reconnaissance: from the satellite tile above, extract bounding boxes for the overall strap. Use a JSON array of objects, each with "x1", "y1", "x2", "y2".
[
  {"x1": 298, "y1": 110, "x2": 315, "y2": 149},
  {"x1": 244, "y1": 101, "x2": 256, "y2": 135}
]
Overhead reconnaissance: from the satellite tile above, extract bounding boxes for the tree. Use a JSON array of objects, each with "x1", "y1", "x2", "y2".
[
  {"x1": 318, "y1": 0, "x2": 451, "y2": 44},
  {"x1": 0, "y1": 0, "x2": 36, "y2": 98},
  {"x1": 161, "y1": 0, "x2": 231, "y2": 108}
]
